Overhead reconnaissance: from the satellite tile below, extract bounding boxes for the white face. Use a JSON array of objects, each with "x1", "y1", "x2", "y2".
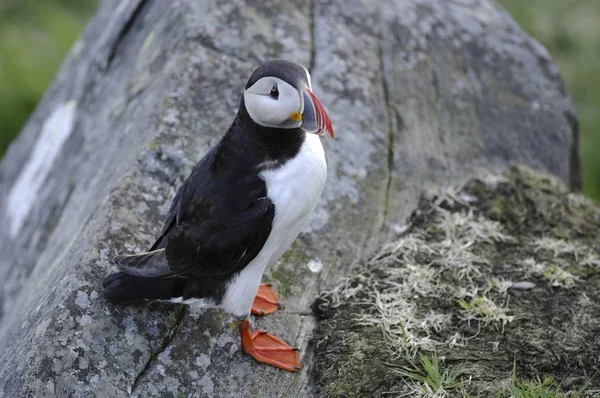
[{"x1": 244, "y1": 77, "x2": 303, "y2": 129}]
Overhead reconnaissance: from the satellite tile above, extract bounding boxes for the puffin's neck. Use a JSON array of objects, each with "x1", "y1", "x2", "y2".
[{"x1": 219, "y1": 99, "x2": 306, "y2": 167}]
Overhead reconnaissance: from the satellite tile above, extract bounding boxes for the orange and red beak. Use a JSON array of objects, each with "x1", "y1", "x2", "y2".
[{"x1": 300, "y1": 88, "x2": 334, "y2": 138}]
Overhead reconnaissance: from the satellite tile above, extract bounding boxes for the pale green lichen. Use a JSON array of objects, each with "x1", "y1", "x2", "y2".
[
  {"x1": 540, "y1": 264, "x2": 578, "y2": 288},
  {"x1": 457, "y1": 295, "x2": 514, "y2": 330}
]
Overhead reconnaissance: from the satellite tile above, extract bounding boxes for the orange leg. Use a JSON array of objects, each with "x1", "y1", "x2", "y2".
[
  {"x1": 251, "y1": 283, "x2": 283, "y2": 316},
  {"x1": 238, "y1": 320, "x2": 300, "y2": 372}
]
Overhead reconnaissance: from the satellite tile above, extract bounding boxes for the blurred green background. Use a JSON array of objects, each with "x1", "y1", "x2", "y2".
[
  {"x1": 0, "y1": 0, "x2": 97, "y2": 156},
  {"x1": 0, "y1": 1, "x2": 598, "y2": 199},
  {"x1": 498, "y1": 0, "x2": 600, "y2": 200}
]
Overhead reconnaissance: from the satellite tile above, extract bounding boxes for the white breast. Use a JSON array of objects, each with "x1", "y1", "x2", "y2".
[{"x1": 220, "y1": 134, "x2": 327, "y2": 317}]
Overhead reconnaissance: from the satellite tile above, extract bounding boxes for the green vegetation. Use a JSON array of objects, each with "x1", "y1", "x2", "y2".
[
  {"x1": 508, "y1": 369, "x2": 561, "y2": 398},
  {"x1": 457, "y1": 295, "x2": 515, "y2": 329},
  {"x1": 315, "y1": 167, "x2": 600, "y2": 396},
  {"x1": 497, "y1": 0, "x2": 600, "y2": 200},
  {"x1": 392, "y1": 354, "x2": 467, "y2": 396},
  {"x1": 505, "y1": 360, "x2": 593, "y2": 398},
  {"x1": 0, "y1": 0, "x2": 97, "y2": 156}
]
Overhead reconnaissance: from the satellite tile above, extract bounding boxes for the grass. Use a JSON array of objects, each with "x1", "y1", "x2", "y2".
[
  {"x1": 393, "y1": 355, "x2": 591, "y2": 398},
  {"x1": 392, "y1": 354, "x2": 467, "y2": 397},
  {"x1": 504, "y1": 360, "x2": 594, "y2": 398},
  {"x1": 393, "y1": 355, "x2": 593, "y2": 397},
  {"x1": 508, "y1": 370, "x2": 562, "y2": 398}
]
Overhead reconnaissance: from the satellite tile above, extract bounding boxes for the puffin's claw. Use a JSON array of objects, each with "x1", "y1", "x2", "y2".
[
  {"x1": 251, "y1": 284, "x2": 283, "y2": 316},
  {"x1": 239, "y1": 320, "x2": 300, "y2": 372}
]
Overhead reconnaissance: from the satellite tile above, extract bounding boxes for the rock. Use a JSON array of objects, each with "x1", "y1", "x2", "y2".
[
  {"x1": 0, "y1": 0, "x2": 578, "y2": 396},
  {"x1": 315, "y1": 167, "x2": 600, "y2": 396},
  {"x1": 510, "y1": 281, "x2": 536, "y2": 291}
]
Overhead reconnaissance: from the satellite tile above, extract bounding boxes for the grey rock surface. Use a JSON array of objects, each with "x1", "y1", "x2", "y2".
[{"x1": 0, "y1": 0, "x2": 578, "y2": 396}]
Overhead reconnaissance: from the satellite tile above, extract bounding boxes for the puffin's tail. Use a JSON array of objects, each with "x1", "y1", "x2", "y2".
[{"x1": 102, "y1": 272, "x2": 183, "y2": 302}]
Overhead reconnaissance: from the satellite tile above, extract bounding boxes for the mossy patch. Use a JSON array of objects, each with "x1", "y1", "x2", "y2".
[{"x1": 314, "y1": 167, "x2": 600, "y2": 397}]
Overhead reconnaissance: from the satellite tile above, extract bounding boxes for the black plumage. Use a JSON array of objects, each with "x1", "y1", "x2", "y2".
[
  {"x1": 103, "y1": 70, "x2": 307, "y2": 304},
  {"x1": 245, "y1": 60, "x2": 309, "y2": 90}
]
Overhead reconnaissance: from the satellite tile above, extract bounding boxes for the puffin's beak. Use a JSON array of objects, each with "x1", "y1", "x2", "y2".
[{"x1": 298, "y1": 88, "x2": 334, "y2": 138}]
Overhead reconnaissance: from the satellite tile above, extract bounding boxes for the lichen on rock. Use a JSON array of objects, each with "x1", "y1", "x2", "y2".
[{"x1": 314, "y1": 167, "x2": 600, "y2": 397}]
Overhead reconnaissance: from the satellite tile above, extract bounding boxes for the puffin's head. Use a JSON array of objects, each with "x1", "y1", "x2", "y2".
[{"x1": 243, "y1": 60, "x2": 334, "y2": 138}]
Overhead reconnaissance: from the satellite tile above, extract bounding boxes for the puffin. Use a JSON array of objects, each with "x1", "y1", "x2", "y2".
[{"x1": 102, "y1": 60, "x2": 333, "y2": 372}]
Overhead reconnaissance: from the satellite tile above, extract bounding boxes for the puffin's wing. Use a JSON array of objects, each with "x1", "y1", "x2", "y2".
[
  {"x1": 148, "y1": 174, "x2": 192, "y2": 251},
  {"x1": 165, "y1": 197, "x2": 275, "y2": 277},
  {"x1": 149, "y1": 148, "x2": 217, "y2": 251},
  {"x1": 113, "y1": 249, "x2": 171, "y2": 277}
]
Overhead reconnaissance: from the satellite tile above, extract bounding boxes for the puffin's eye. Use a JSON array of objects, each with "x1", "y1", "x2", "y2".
[{"x1": 269, "y1": 84, "x2": 279, "y2": 99}]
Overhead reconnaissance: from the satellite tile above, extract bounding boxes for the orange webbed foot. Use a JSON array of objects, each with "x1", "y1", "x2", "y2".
[
  {"x1": 251, "y1": 283, "x2": 283, "y2": 316},
  {"x1": 238, "y1": 320, "x2": 300, "y2": 372}
]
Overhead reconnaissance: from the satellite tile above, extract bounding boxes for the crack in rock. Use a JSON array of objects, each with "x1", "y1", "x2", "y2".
[{"x1": 130, "y1": 305, "x2": 187, "y2": 395}]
